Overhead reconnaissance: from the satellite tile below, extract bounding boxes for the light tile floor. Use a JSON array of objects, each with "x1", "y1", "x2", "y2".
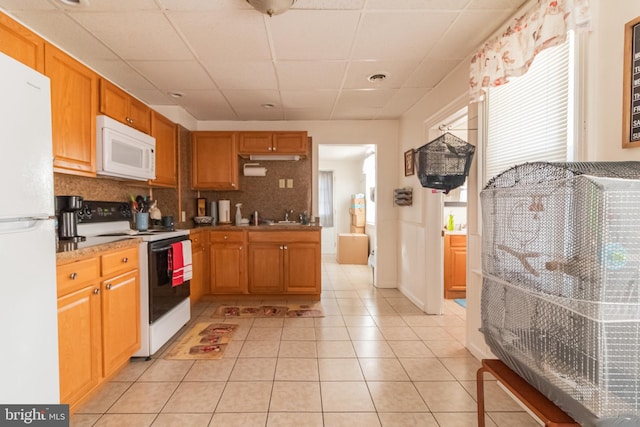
[{"x1": 71, "y1": 255, "x2": 541, "y2": 427}]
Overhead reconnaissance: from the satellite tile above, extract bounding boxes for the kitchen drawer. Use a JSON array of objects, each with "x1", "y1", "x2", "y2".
[
  {"x1": 57, "y1": 257, "x2": 100, "y2": 297},
  {"x1": 190, "y1": 230, "x2": 206, "y2": 249},
  {"x1": 448, "y1": 234, "x2": 466, "y2": 247},
  {"x1": 248, "y1": 230, "x2": 320, "y2": 243},
  {"x1": 101, "y1": 246, "x2": 139, "y2": 277},
  {"x1": 209, "y1": 230, "x2": 244, "y2": 243}
]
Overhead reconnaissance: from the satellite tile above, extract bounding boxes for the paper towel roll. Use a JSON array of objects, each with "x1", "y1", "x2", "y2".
[
  {"x1": 243, "y1": 163, "x2": 267, "y2": 176},
  {"x1": 218, "y1": 200, "x2": 231, "y2": 223}
]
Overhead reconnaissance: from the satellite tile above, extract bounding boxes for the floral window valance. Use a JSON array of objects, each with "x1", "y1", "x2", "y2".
[{"x1": 469, "y1": 0, "x2": 591, "y2": 102}]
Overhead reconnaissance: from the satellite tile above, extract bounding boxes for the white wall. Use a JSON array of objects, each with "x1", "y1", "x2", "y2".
[
  {"x1": 397, "y1": 0, "x2": 640, "y2": 360},
  {"x1": 195, "y1": 120, "x2": 399, "y2": 288},
  {"x1": 318, "y1": 156, "x2": 366, "y2": 254}
]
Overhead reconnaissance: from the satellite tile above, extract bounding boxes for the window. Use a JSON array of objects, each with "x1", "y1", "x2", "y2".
[
  {"x1": 318, "y1": 170, "x2": 334, "y2": 227},
  {"x1": 484, "y1": 32, "x2": 576, "y2": 183}
]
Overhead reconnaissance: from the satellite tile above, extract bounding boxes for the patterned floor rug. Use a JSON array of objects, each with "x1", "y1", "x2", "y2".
[
  {"x1": 164, "y1": 322, "x2": 238, "y2": 360},
  {"x1": 213, "y1": 303, "x2": 324, "y2": 318}
]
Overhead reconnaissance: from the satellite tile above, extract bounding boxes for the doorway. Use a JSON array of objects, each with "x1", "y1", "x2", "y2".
[
  {"x1": 429, "y1": 107, "x2": 469, "y2": 309},
  {"x1": 317, "y1": 144, "x2": 376, "y2": 257}
]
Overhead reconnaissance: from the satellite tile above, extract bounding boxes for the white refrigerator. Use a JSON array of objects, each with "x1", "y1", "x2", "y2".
[{"x1": 0, "y1": 52, "x2": 60, "y2": 403}]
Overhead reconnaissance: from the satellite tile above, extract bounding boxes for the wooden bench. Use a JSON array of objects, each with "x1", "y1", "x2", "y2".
[{"x1": 477, "y1": 359, "x2": 580, "y2": 427}]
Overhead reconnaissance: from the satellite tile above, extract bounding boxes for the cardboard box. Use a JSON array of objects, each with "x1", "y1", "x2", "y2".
[
  {"x1": 350, "y1": 197, "x2": 365, "y2": 210},
  {"x1": 350, "y1": 225, "x2": 365, "y2": 234},
  {"x1": 337, "y1": 233, "x2": 369, "y2": 265},
  {"x1": 351, "y1": 212, "x2": 365, "y2": 226}
]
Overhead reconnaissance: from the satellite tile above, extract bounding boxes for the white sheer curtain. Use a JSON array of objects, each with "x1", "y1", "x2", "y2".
[{"x1": 318, "y1": 170, "x2": 334, "y2": 227}]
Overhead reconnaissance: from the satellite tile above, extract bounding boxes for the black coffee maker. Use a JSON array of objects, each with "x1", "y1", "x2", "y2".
[{"x1": 55, "y1": 195, "x2": 86, "y2": 242}]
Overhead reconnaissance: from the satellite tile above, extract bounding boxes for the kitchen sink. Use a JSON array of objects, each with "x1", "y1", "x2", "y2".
[{"x1": 271, "y1": 221, "x2": 300, "y2": 226}]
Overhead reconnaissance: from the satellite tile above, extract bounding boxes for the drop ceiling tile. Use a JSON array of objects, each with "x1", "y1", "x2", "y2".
[
  {"x1": 71, "y1": 11, "x2": 193, "y2": 60},
  {"x1": 58, "y1": 0, "x2": 160, "y2": 11},
  {"x1": 203, "y1": 61, "x2": 277, "y2": 91},
  {"x1": 280, "y1": 90, "x2": 338, "y2": 109},
  {"x1": 235, "y1": 107, "x2": 285, "y2": 121},
  {"x1": 294, "y1": 0, "x2": 366, "y2": 10},
  {"x1": 158, "y1": 0, "x2": 249, "y2": 11},
  {"x1": 343, "y1": 60, "x2": 419, "y2": 89},
  {"x1": 130, "y1": 60, "x2": 216, "y2": 91},
  {"x1": 132, "y1": 88, "x2": 176, "y2": 106},
  {"x1": 336, "y1": 89, "x2": 395, "y2": 109},
  {"x1": 352, "y1": 11, "x2": 458, "y2": 61},
  {"x1": 222, "y1": 89, "x2": 281, "y2": 110},
  {"x1": 404, "y1": 58, "x2": 462, "y2": 88},
  {"x1": 89, "y1": 59, "x2": 156, "y2": 91},
  {"x1": 12, "y1": 11, "x2": 118, "y2": 60},
  {"x1": 331, "y1": 104, "x2": 380, "y2": 120},
  {"x1": 0, "y1": 0, "x2": 56, "y2": 11},
  {"x1": 428, "y1": 10, "x2": 513, "y2": 59},
  {"x1": 176, "y1": 89, "x2": 238, "y2": 120},
  {"x1": 378, "y1": 87, "x2": 429, "y2": 116},
  {"x1": 366, "y1": 0, "x2": 469, "y2": 10},
  {"x1": 270, "y1": 10, "x2": 360, "y2": 60},
  {"x1": 467, "y1": 0, "x2": 527, "y2": 10},
  {"x1": 167, "y1": 10, "x2": 271, "y2": 62},
  {"x1": 285, "y1": 108, "x2": 332, "y2": 120},
  {"x1": 276, "y1": 61, "x2": 346, "y2": 90}
]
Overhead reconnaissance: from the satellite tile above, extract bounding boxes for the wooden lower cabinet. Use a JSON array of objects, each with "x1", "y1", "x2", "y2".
[
  {"x1": 204, "y1": 229, "x2": 321, "y2": 297},
  {"x1": 57, "y1": 244, "x2": 140, "y2": 412},
  {"x1": 209, "y1": 231, "x2": 246, "y2": 294},
  {"x1": 444, "y1": 234, "x2": 467, "y2": 299},
  {"x1": 57, "y1": 283, "x2": 101, "y2": 407},
  {"x1": 189, "y1": 230, "x2": 208, "y2": 303},
  {"x1": 247, "y1": 243, "x2": 284, "y2": 293},
  {"x1": 101, "y1": 270, "x2": 140, "y2": 377},
  {"x1": 247, "y1": 230, "x2": 321, "y2": 297}
]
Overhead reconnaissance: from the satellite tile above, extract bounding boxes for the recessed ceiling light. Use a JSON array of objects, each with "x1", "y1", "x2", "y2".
[
  {"x1": 368, "y1": 73, "x2": 388, "y2": 83},
  {"x1": 57, "y1": 0, "x2": 89, "y2": 6},
  {"x1": 168, "y1": 92, "x2": 184, "y2": 99},
  {"x1": 261, "y1": 103, "x2": 275, "y2": 109}
]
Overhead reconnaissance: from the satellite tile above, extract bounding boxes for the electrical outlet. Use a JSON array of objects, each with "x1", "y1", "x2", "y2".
[
  {"x1": 279, "y1": 179, "x2": 285, "y2": 188},
  {"x1": 181, "y1": 211, "x2": 186, "y2": 222},
  {"x1": 287, "y1": 179, "x2": 293, "y2": 188}
]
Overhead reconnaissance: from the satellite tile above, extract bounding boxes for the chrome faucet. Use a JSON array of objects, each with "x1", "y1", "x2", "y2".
[{"x1": 284, "y1": 209, "x2": 293, "y2": 221}]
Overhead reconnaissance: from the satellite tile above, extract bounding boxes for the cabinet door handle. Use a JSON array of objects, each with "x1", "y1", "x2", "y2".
[
  {"x1": 231, "y1": 183, "x2": 236, "y2": 187},
  {"x1": 122, "y1": 257, "x2": 128, "y2": 263},
  {"x1": 280, "y1": 245, "x2": 284, "y2": 250},
  {"x1": 283, "y1": 245, "x2": 288, "y2": 250},
  {"x1": 70, "y1": 272, "x2": 77, "y2": 280},
  {"x1": 106, "y1": 283, "x2": 113, "y2": 290},
  {"x1": 93, "y1": 288, "x2": 100, "y2": 295},
  {"x1": 224, "y1": 235, "x2": 228, "y2": 240}
]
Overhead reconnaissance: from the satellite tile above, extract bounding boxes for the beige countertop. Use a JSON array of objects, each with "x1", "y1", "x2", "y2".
[
  {"x1": 189, "y1": 224, "x2": 322, "y2": 232},
  {"x1": 56, "y1": 238, "x2": 142, "y2": 263}
]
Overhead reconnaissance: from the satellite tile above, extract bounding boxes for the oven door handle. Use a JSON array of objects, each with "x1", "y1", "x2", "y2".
[
  {"x1": 150, "y1": 239, "x2": 192, "y2": 253},
  {"x1": 150, "y1": 245, "x2": 173, "y2": 253}
]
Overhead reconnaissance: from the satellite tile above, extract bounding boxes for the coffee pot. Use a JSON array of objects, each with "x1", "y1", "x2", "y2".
[{"x1": 55, "y1": 195, "x2": 85, "y2": 242}]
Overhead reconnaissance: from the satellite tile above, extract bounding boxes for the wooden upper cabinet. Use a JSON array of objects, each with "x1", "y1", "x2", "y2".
[
  {"x1": 0, "y1": 13, "x2": 45, "y2": 72},
  {"x1": 238, "y1": 131, "x2": 308, "y2": 156},
  {"x1": 99, "y1": 79, "x2": 151, "y2": 134},
  {"x1": 192, "y1": 132, "x2": 239, "y2": 190},
  {"x1": 150, "y1": 111, "x2": 177, "y2": 187},
  {"x1": 45, "y1": 43, "x2": 97, "y2": 177}
]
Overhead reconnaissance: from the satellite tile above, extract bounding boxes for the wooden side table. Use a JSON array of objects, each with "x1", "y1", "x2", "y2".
[{"x1": 477, "y1": 359, "x2": 580, "y2": 427}]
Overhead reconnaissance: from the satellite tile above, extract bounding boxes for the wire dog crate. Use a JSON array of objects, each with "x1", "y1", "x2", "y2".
[
  {"x1": 415, "y1": 132, "x2": 475, "y2": 193},
  {"x1": 480, "y1": 162, "x2": 640, "y2": 426}
]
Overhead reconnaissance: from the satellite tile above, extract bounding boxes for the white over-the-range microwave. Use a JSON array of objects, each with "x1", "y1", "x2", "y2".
[{"x1": 96, "y1": 115, "x2": 156, "y2": 181}]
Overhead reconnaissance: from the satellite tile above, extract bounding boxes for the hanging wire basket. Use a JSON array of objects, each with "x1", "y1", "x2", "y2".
[{"x1": 415, "y1": 132, "x2": 475, "y2": 193}]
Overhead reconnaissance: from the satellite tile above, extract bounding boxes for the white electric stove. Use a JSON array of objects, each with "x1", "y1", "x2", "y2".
[{"x1": 77, "y1": 201, "x2": 191, "y2": 358}]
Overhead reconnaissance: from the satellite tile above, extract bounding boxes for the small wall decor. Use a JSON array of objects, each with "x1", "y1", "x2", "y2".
[
  {"x1": 404, "y1": 149, "x2": 415, "y2": 176},
  {"x1": 622, "y1": 16, "x2": 640, "y2": 149},
  {"x1": 393, "y1": 187, "x2": 413, "y2": 206}
]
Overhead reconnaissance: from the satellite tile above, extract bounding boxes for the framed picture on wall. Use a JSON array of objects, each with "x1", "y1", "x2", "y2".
[
  {"x1": 622, "y1": 16, "x2": 640, "y2": 148},
  {"x1": 404, "y1": 149, "x2": 415, "y2": 176}
]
